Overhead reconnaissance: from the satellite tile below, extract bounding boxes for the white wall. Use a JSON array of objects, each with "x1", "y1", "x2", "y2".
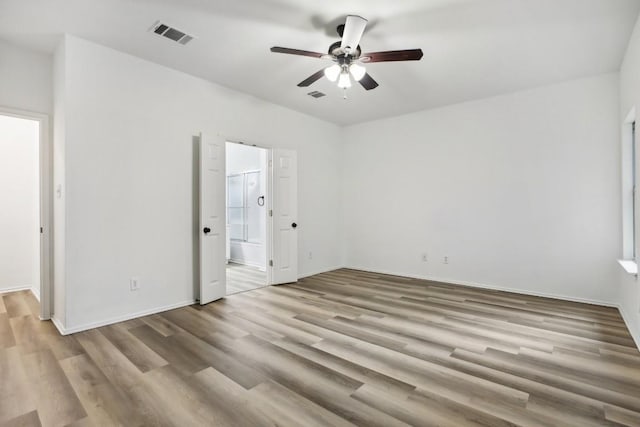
[
  {"x1": 226, "y1": 142, "x2": 267, "y2": 269},
  {"x1": 0, "y1": 115, "x2": 40, "y2": 294},
  {"x1": 342, "y1": 73, "x2": 621, "y2": 305},
  {"x1": 619, "y1": 14, "x2": 640, "y2": 346},
  {"x1": 46, "y1": 33, "x2": 631, "y2": 338},
  {"x1": 56, "y1": 35, "x2": 342, "y2": 332},
  {"x1": 0, "y1": 39, "x2": 52, "y2": 114}
]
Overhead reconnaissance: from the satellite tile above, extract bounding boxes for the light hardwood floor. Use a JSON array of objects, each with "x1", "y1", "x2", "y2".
[
  {"x1": 1, "y1": 269, "x2": 640, "y2": 426},
  {"x1": 226, "y1": 262, "x2": 267, "y2": 295}
]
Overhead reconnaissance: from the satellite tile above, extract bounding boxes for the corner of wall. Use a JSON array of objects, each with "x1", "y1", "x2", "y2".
[
  {"x1": 52, "y1": 35, "x2": 67, "y2": 328},
  {"x1": 617, "y1": 10, "x2": 640, "y2": 352}
]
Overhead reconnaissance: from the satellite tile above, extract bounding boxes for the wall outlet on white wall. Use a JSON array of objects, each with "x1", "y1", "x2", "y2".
[
  {"x1": 130, "y1": 277, "x2": 140, "y2": 291},
  {"x1": 422, "y1": 253, "x2": 428, "y2": 262},
  {"x1": 308, "y1": 251, "x2": 313, "y2": 260},
  {"x1": 444, "y1": 256, "x2": 449, "y2": 264}
]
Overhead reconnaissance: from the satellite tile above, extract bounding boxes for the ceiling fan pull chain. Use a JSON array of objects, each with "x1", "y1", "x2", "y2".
[{"x1": 343, "y1": 88, "x2": 348, "y2": 100}]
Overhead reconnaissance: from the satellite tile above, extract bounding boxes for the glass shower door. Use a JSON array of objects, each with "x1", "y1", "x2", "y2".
[
  {"x1": 227, "y1": 171, "x2": 262, "y2": 244},
  {"x1": 227, "y1": 174, "x2": 244, "y2": 241}
]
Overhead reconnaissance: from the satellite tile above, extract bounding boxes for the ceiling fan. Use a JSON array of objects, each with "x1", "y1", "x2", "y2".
[{"x1": 271, "y1": 15, "x2": 423, "y2": 92}]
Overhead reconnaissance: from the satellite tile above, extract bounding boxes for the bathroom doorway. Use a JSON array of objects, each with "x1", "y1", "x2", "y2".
[{"x1": 225, "y1": 142, "x2": 269, "y2": 295}]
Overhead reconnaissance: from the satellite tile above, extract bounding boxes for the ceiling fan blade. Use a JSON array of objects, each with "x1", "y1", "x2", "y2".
[
  {"x1": 297, "y1": 69, "x2": 326, "y2": 87},
  {"x1": 271, "y1": 46, "x2": 325, "y2": 59},
  {"x1": 340, "y1": 15, "x2": 368, "y2": 54},
  {"x1": 359, "y1": 73, "x2": 379, "y2": 91},
  {"x1": 360, "y1": 49, "x2": 423, "y2": 63}
]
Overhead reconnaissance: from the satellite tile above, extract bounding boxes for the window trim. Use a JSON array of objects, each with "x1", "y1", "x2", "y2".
[{"x1": 620, "y1": 107, "x2": 638, "y2": 276}]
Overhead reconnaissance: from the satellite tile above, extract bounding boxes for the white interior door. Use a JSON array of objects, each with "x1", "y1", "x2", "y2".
[
  {"x1": 199, "y1": 133, "x2": 226, "y2": 304},
  {"x1": 271, "y1": 149, "x2": 298, "y2": 285}
]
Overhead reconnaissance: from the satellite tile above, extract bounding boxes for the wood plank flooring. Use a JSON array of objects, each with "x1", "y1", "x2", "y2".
[
  {"x1": 2, "y1": 268, "x2": 640, "y2": 426},
  {"x1": 226, "y1": 262, "x2": 267, "y2": 295}
]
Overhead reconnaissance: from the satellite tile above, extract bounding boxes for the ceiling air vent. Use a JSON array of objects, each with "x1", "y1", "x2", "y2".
[
  {"x1": 308, "y1": 91, "x2": 326, "y2": 99},
  {"x1": 150, "y1": 21, "x2": 195, "y2": 45}
]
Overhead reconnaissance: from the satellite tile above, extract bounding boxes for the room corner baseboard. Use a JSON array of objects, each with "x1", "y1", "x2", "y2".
[
  {"x1": 298, "y1": 265, "x2": 345, "y2": 280},
  {"x1": 51, "y1": 316, "x2": 66, "y2": 335},
  {"x1": 0, "y1": 285, "x2": 32, "y2": 295},
  {"x1": 616, "y1": 304, "x2": 640, "y2": 351},
  {"x1": 228, "y1": 258, "x2": 266, "y2": 271},
  {"x1": 52, "y1": 299, "x2": 197, "y2": 336},
  {"x1": 344, "y1": 265, "x2": 618, "y2": 308}
]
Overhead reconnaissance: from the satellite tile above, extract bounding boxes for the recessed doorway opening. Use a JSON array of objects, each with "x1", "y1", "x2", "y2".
[
  {"x1": 0, "y1": 109, "x2": 50, "y2": 319},
  {"x1": 225, "y1": 142, "x2": 269, "y2": 295}
]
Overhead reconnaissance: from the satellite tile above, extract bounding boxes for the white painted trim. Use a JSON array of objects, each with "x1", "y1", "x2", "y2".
[
  {"x1": 228, "y1": 258, "x2": 266, "y2": 271},
  {"x1": 266, "y1": 147, "x2": 273, "y2": 286},
  {"x1": 0, "y1": 285, "x2": 32, "y2": 294},
  {"x1": 298, "y1": 265, "x2": 345, "y2": 280},
  {"x1": 31, "y1": 286, "x2": 41, "y2": 302},
  {"x1": 618, "y1": 259, "x2": 638, "y2": 275},
  {"x1": 50, "y1": 300, "x2": 197, "y2": 335},
  {"x1": 345, "y1": 266, "x2": 640, "y2": 351},
  {"x1": 50, "y1": 315, "x2": 66, "y2": 335},
  {"x1": 342, "y1": 266, "x2": 640, "y2": 351},
  {"x1": 622, "y1": 110, "x2": 637, "y2": 261},
  {"x1": 345, "y1": 265, "x2": 618, "y2": 307},
  {"x1": 43, "y1": 265, "x2": 640, "y2": 352},
  {"x1": 617, "y1": 303, "x2": 640, "y2": 351},
  {"x1": 625, "y1": 106, "x2": 637, "y2": 124}
]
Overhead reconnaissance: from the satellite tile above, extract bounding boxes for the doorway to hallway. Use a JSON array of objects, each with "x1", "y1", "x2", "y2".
[{"x1": 0, "y1": 110, "x2": 50, "y2": 319}]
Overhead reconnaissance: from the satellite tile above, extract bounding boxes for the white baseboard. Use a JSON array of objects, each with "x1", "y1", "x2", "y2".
[
  {"x1": 298, "y1": 265, "x2": 345, "y2": 280},
  {"x1": 31, "y1": 287, "x2": 40, "y2": 302},
  {"x1": 51, "y1": 299, "x2": 197, "y2": 336},
  {"x1": 48, "y1": 265, "x2": 343, "y2": 336},
  {"x1": 344, "y1": 265, "x2": 640, "y2": 350},
  {"x1": 0, "y1": 285, "x2": 32, "y2": 295},
  {"x1": 51, "y1": 316, "x2": 66, "y2": 335},
  {"x1": 616, "y1": 304, "x2": 640, "y2": 351},
  {"x1": 345, "y1": 265, "x2": 618, "y2": 307},
  {"x1": 45, "y1": 265, "x2": 640, "y2": 352},
  {"x1": 228, "y1": 259, "x2": 266, "y2": 271}
]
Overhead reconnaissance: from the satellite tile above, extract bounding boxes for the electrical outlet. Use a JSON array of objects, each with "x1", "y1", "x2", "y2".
[
  {"x1": 444, "y1": 256, "x2": 449, "y2": 264},
  {"x1": 308, "y1": 251, "x2": 313, "y2": 260},
  {"x1": 422, "y1": 253, "x2": 428, "y2": 262},
  {"x1": 130, "y1": 277, "x2": 140, "y2": 291}
]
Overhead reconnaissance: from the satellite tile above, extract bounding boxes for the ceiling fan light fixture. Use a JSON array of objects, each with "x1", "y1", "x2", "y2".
[
  {"x1": 271, "y1": 14, "x2": 423, "y2": 92},
  {"x1": 324, "y1": 64, "x2": 341, "y2": 82},
  {"x1": 337, "y1": 71, "x2": 352, "y2": 89},
  {"x1": 349, "y1": 63, "x2": 366, "y2": 81}
]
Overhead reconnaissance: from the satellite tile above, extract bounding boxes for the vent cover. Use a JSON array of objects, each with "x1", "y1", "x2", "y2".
[
  {"x1": 150, "y1": 21, "x2": 195, "y2": 45},
  {"x1": 307, "y1": 91, "x2": 326, "y2": 98}
]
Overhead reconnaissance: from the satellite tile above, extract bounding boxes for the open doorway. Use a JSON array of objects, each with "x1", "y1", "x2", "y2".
[
  {"x1": 198, "y1": 135, "x2": 298, "y2": 304},
  {"x1": 0, "y1": 111, "x2": 49, "y2": 318},
  {"x1": 225, "y1": 142, "x2": 269, "y2": 295}
]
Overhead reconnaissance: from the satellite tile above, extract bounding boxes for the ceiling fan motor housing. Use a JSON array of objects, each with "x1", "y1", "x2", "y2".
[{"x1": 328, "y1": 41, "x2": 361, "y2": 61}]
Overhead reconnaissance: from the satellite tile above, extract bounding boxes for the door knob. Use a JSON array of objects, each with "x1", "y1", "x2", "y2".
[
  {"x1": 203, "y1": 227, "x2": 211, "y2": 234},
  {"x1": 291, "y1": 222, "x2": 297, "y2": 229}
]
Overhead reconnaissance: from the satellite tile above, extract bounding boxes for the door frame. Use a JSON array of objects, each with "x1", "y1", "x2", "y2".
[
  {"x1": 225, "y1": 140, "x2": 273, "y2": 288},
  {"x1": 0, "y1": 106, "x2": 52, "y2": 320}
]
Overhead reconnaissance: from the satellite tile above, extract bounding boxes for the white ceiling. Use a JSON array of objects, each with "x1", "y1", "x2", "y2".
[{"x1": 1, "y1": 0, "x2": 639, "y2": 125}]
